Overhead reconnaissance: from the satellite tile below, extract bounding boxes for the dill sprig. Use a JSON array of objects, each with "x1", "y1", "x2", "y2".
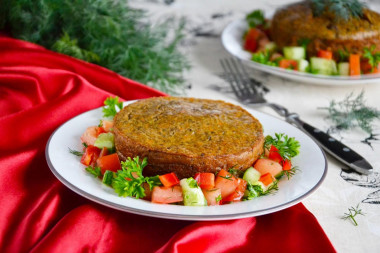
[
  {"x1": 319, "y1": 91, "x2": 380, "y2": 134},
  {"x1": 311, "y1": 0, "x2": 366, "y2": 20},
  {"x1": 68, "y1": 148, "x2": 83, "y2": 157},
  {"x1": 341, "y1": 204, "x2": 364, "y2": 226},
  {"x1": 0, "y1": 0, "x2": 189, "y2": 95}
]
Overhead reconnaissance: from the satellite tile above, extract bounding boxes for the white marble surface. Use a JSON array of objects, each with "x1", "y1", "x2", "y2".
[{"x1": 130, "y1": 1, "x2": 380, "y2": 252}]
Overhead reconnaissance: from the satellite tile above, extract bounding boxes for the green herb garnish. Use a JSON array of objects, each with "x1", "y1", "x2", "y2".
[
  {"x1": 1, "y1": 0, "x2": 189, "y2": 94},
  {"x1": 244, "y1": 181, "x2": 279, "y2": 200},
  {"x1": 311, "y1": 0, "x2": 366, "y2": 20},
  {"x1": 363, "y1": 46, "x2": 380, "y2": 70},
  {"x1": 187, "y1": 178, "x2": 199, "y2": 188},
  {"x1": 264, "y1": 133, "x2": 300, "y2": 160},
  {"x1": 102, "y1": 96, "x2": 123, "y2": 118},
  {"x1": 283, "y1": 167, "x2": 299, "y2": 180},
  {"x1": 85, "y1": 166, "x2": 101, "y2": 177},
  {"x1": 342, "y1": 204, "x2": 364, "y2": 226},
  {"x1": 215, "y1": 194, "x2": 222, "y2": 203},
  {"x1": 68, "y1": 148, "x2": 83, "y2": 157},
  {"x1": 319, "y1": 91, "x2": 380, "y2": 134},
  {"x1": 251, "y1": 51, "x2": 278, "y2": 67},
  {"x1": 112, "y1": 157, "x2": 161, "y2": 199},
  {"x1": 246, "y1": 10, "x2": 265, "y2": 28}
]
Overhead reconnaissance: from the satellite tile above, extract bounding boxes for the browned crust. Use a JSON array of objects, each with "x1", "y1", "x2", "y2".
[
  {"x1": 113, "y1": 97, "x2": 264, "y2": 179},
  {"x1": 270, "y1": 1, "x2": 380, "y2": 57}
]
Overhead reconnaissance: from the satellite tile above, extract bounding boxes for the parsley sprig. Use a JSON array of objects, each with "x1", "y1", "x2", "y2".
[
  {"x1": 363, "y1": 46, "x2": 380, "y2": 71},
  {"x1": 264, "y1": 133, "x2": 300, "y2": 160},
  {"x1": 246, "y1": 10, "x2": 266, "y2": 28},
  {"x1": 102, "y1": 96, "x2": 123, "y2": 118},
  {"x1": 112, "y1": 157, "x2": 161, "y2": 199},
  {"x1": 342, "y1": 204, "x2": 364, "y2": 226}
]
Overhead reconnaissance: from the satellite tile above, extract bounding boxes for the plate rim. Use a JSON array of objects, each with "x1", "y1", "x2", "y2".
[
  {"x1": 45, "y1": 101, "x2": 328, "y2": 221},
  {"x1": 221, "y1": 19, "x2": 380, "y2": 85}
]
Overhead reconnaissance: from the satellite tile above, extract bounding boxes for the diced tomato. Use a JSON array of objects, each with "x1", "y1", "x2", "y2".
[
  {"x1": 96, "y1": 126, "x2": 106, "y2": 136},
  {"x1": 80, "y1": 126, "x2": 98, "y2": 146},
  {"x1": 279, "y1": 59, "x2": 298, "y2": 70},
  {"x1": 158, "y1": 172, "x2": 180, "y2": 187},
  {"x1": 268, "y1": 145, "x2": 283, "y2": 163},
  {"x1": 244, "y1": 28, "x2": 264, "y2": 52},
  {"x1": 98, "y1": 147, "x2": 109, "y2": 159},
  {"x1": 317, "y1": 49, "x2": 333, "y2": 60},
  {"x1": 80, "y1": 145, "x2": 101, "y2": 166},
  {"x1": 259, "y1": 173, "x2": 274, "y2": 186},
  {"x1": 361, "y1": 59, "x2": 380, "y2": 74},
  {"x1": 222, "y1": 178, "x2": 247, "y2": 203},
  {"x1": 202, "y1": 188, "x2": 221, "y2": 206},
  {"x1": 101, "y1": 120, "x2": 114, "y2": 132},
  {"x1": 349, "y1": 54, "x2": 361, "y2": 76},
  {"x1": 254, "y1": 158, "x2": 283, "y2": 178},
  {"x1": 214, "y1": 169, "x2": 239, "y2": 198},
  {"x1": 282, "y1": 159, "x2": 292, "y2": 171},
  {"x1": 194, "y1": 172, "x2": 215, "y2": 190},
  {"x1": 96, "y1": 153, "x2": 121, "y2": 175},
  {"x1": 151, "y1": 186, "x2": 183, "y2": 204}
]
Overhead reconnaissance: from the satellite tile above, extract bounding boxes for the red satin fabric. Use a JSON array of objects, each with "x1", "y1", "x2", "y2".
[{"x1": 0, "y1": 37, "x2": 336, "y2": 253}]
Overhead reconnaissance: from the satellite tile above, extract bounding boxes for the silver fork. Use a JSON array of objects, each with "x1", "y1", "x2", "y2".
[{"x1": 220, "y1": 58, "x2": 373, "y2": 175}]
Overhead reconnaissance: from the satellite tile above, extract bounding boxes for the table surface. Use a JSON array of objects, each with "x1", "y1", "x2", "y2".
[{"x1": 130, "y1": 1, "x2": 380, "y2": 252}]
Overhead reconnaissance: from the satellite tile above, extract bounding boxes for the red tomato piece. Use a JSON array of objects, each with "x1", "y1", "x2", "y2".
[
  {"x1": 268, "y1": 145, "x2": 283, "y2": 163},
  {"x1": 317, "y1": 49, "x2": 333, "y2": 60},
  {"x1": 101, "y1": 120, "x2": 114, "y2": 132},
  {"x1": 214, "y1": 169, "x2": 239, "y2": 198},
  {"x1": 80, "y1": 145, "x2": 101, "y2": 166},
  {"x1": 222, "y1": 178, "x2": 247, "y2": 203},
  {"x1": 349, "y1": 54, "x2": 361, "y2": 76},
  {"x1": 279, "y1": 59, "x2": 298, "y2": 70},
  {"x1": 96, "y1": 153, "x2": 121, "y2": 175},
  {"x1": 158, "y1": 172, "x2": 180, "y2": 187},
  {"x1": 96, "y1": 126, "x2": 106, "y2": 136},
  {"x1": 259, "y1": 173, "x2": 274, "y2": 186},
  {"x1": 282, "y1": 159, "x2": 292, "y2": 171},
  {"x1": 244, "y1": 28, "x2": 264, "y2": 52},
  {"x1": 151, "y1": 186, "x2": 183, "y2": 204},
  {"x1": 194, "y1": 172, "x2": 215, "y2": 190},
  {"x1": 80, "y1": 126, "x2": 98, "y2": 146},
  {"x1": 98, "y1": 147, "x2": 109, "y2": 159},
  {"x1": 361, "y1": 59, "x2": 380, "y2": 74},
  {"x1": 202, "y1": 188, "x2": 221, "y2": 206}
]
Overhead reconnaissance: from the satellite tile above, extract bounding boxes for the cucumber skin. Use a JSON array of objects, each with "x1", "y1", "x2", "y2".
[
  {"x1": 298, "y1": 59, "x2": 309, "y2": 72},
  {"x1": 180, "y1": 178, "x2": 207, "y2": 206},
  {"x1": 243, "y1": 167, "x2": 261, "y2": 184},
  {"x1": 283, "y1": 47, "x2": 306, "y2": 60},
  {"x1": 310, "y1": 57, "x2": 337, "y2": 75}
]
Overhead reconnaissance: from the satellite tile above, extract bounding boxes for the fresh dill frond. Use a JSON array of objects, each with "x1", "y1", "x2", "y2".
[
  {"x1": 68, "y1": 148, "x2": 83, "y2": 157},
  {"x1": 1, "y1": 0, "x2": 189, "y2": 94},
  {"x1": 341, "y1": 204, "x2": 364, "y2": 226},
  {"x1": 283, "y1": 167, "x2": 299, "y2": 180},
  {"x1": 311, "y1": 0, "x2": 366, "y2": 20},
  {"x1": 319, "y1": 91, "x2": 380, "y2": 134}
]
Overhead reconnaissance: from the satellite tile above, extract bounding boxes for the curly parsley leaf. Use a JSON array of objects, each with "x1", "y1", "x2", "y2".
[
  {"x1": 85, "y1": 166, "x2": 101, "y2": 177},
  {"x1": 363, "y1": 46, "x2": 380, "y2": 70},
  {"x1": 102, "y1": 96, "x2": 123, "y2": 118},
  {"x1": 264, "y1": 133, "x2": 300, "y2": 160},
  {"x1": 251, "y1": 51, "x2": 279, "y2": 67},
  {"x1": 246, "y1": 9, "x2": 265, "y2": 28},
  {"x1": 112, "y1": 157, "x2": 161, "y2": 199}
]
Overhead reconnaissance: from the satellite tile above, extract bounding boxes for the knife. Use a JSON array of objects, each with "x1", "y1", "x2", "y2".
[{"x1": 288, "y1": 115, "x2": 373, "y2": 175}]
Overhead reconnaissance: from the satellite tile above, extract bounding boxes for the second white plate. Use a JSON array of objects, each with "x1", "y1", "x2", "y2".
[{"x1": 222, "y1": 19, "x2": 380, "y2": 86}]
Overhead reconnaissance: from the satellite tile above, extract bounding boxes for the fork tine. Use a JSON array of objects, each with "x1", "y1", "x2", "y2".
[
  {"x1": 228, "y1": 58, "x2": 257, "y2": 96},
  {"x1": 220, "y1": 59, "x2": 244, "y2": 99}
]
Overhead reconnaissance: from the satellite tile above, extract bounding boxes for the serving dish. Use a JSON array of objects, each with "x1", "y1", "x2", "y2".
[
  {"x1": 221, "y1": 19, "x2": 380, "y2": 86},
  {"x1": 46, "y1": 100, "x2": 327, "y2": 220}
]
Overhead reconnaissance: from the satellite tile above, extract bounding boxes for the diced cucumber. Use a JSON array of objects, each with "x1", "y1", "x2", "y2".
[
  {"x1": 264, "y1": 42, "x2": 277, "y2": 53},
  {"x1": 102, "y1": 170, "x2": 114, "y2": 185},
  {"x1": 310, "y1": 57, "x2": 337, "y2": 75},
  {"x1": 243, "y1": 181, "x2": 267, "y2": 199},
  {"x1": 298, "y1": 59, "x2": 309, "y2": 72},
  {"x1": 283, "y1": 47, "x2": 306, "y2": 60},
  {"x1": 338, "y1": 62, "x2": 350, "y2": 76},
  {"x1": 94, "y1": 132, "x2": 115, "y2": 150},
  {"x1": 243, "y1": 167, "x2": 261, "y2": 184},
  {"x1": 180, "y1": 178, "x2": 207, "y2": 206}
]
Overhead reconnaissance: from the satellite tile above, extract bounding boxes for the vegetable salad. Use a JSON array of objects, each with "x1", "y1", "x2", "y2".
[{"x1": 70, "y1": 97, "x2": 300, "y2": 206}]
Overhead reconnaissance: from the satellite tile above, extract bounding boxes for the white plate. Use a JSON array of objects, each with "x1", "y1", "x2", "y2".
[
  {"x1": 222, "y1": 19, "x2": 380, "y2": 86},
  {"x1": 46, "y1": 100, "x2": 327, "y2": 221}
]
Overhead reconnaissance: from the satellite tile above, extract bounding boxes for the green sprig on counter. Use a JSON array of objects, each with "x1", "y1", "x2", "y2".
[
  {"x1": 320, "y1": 91, "x2": 380, "y2": 134},
  {"x1": 0, "y1": 0, "x2": 189, "y2": 95},
  {"x1": 341, "y1": 204, "x2": 364, "y2": 226}
]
